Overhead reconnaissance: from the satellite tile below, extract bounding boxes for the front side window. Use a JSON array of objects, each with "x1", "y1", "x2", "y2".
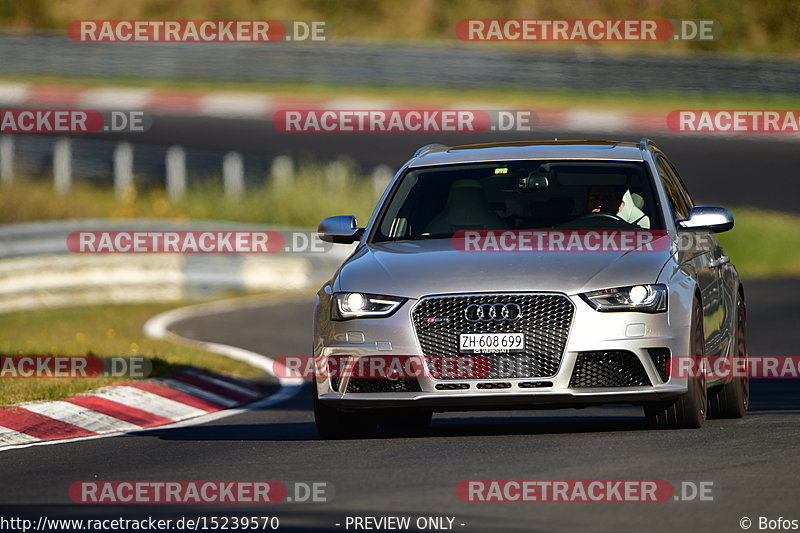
[
  {"x1": 372, "y1": 160, "x2": 662, "y2": 243},
  {"x1": 656, "y1": 156, "x2": 691, "y2": 220},
  {"x1": 665, "y1": 159, "x2": 695, "y2": 212}
]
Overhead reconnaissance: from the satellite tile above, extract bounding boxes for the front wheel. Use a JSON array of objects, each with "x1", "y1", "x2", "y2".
[
  {"x1": 708, "y1": 292, "x2": 749, "y2": 418},
  {"x1": 645, "y1": 297, "x2": 707, "y2": 429}
]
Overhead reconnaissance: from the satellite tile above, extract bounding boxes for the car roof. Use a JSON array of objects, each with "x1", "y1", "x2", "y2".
[{"x1": 407, "y1": 140, "x2": 646, "y2": 168}]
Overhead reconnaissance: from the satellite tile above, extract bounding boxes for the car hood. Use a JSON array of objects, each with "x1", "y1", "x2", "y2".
[{"x1": 336, "y1": 237, "x2": 673, "y2": 298}]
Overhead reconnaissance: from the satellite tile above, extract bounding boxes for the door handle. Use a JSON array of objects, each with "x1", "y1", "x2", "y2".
[{"x1": 709, "y1": 255, "x2": 730, "y2": 268}]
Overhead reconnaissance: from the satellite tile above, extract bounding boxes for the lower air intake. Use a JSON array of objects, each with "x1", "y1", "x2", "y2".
[
  {"x1": 569, "y1": 351, "x2": 652, "y2": 388},
  {"x1": 346, "y1": 378, "x2": 422, "y2": 393},
  {"x1": 648, "y1": 348, "x2": 671, "y2": 383}
]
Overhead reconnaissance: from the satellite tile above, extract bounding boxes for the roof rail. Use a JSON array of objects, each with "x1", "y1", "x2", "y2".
[
  {"x1": 413, "y1": 143, "x2": 448, "y2": 158},
  {"x1": 639, "y1": 138, "x2": 657, "y2": 151}
]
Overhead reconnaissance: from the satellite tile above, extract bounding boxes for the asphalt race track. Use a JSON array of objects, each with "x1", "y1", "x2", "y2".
[{"x1": 0, "y1": 278, "x2": 798, "y2": 533}]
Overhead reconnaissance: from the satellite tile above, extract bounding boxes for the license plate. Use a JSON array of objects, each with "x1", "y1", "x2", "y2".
[{"x1": 459, "y1": 333, "x2": 525, "y2": 354}]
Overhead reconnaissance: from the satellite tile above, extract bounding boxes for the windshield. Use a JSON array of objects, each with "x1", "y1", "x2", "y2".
[{"x1": 372, "y1": 160, "x2": 662, "y2": 242}]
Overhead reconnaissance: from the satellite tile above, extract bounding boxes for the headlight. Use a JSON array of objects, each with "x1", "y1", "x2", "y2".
[
  {"x1": 331, "y1": 292, "x2": 405, "y2": 320},
  {"x1": 580, "y1": 284, "x2": 667, "y2": 313}
]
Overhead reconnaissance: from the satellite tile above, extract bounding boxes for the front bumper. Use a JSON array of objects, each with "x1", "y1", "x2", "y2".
[{"x1": 314, "y1": 292, "x2": 691, "y2": 412}]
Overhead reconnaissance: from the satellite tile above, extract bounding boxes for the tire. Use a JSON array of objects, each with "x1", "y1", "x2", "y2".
[
  {"x1": 708, "y1": 292, "x2": 749, "y2": 419},
  {"x1": 645, "y1": 297, "x2": 707, "y2": 429},
  {"x1": 378, "y1": 409, "x2": 433, "y2": 431},
  {"x1": 313, "y1": 392, "x2": 376, "y2": 439}
]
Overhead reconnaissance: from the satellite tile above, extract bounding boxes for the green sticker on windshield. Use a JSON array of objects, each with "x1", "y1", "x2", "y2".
[{"x1": 494, "y1": 168, "x2": 508, "y2": 174}]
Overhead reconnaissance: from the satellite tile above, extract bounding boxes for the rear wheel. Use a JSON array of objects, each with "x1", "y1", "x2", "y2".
[
  {"x1": 708, "y1": 292, "x2": 749, "y2": 418},
  {"x1": 645, "y1": 297, "x2": 707, "y2": 429},
  {"x1": 313, "y1": 391, "x2": 376, "y2": 439}
]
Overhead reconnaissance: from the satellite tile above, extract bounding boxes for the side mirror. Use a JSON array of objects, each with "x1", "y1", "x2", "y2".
[
  {"x1": 317, "y1": 215, "x2": 364, "y2": 244},
  {"x1": 677, "y1": 206, "x2": 734, "y2": 233}
]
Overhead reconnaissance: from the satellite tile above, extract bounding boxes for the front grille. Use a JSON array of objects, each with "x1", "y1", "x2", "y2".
[
  {"x1": 569, "y1": 351, "x2": 652, "y2": 388},
  {"x1": 412, "y1": 293, "x2": 574, "y2": 380},
  {"x1": 345, "y1": 378, "x2": 421, "y2": 393},
  {"x1": 648, "y1": 348, "x2": 671, "y2": 382}
]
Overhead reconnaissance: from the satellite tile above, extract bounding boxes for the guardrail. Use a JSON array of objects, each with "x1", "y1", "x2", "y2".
[
  {"x1": 2, "y1": 34, "x2": 799, "y2": 94},
  {"x1": 0, "y1": 219, "x2": 353, "y2": 313},
  {"x1": 0, "y1": 133, "x2": 395, "y2": 200}
]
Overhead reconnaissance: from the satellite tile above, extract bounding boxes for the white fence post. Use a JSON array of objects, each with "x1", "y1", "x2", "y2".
[
  {"x1": 0, "y1": 135, "x2": 13, "y2": 185},
  {"x1": 270, "y1": 155, "x2": 294, "y2": 188},
  {"x1": 53, "y1": 138, "x2": 72, "y2": 195},
  {"x1": 166, "y1": 145, "x2": 186, "y2": 202},
  {"x1": 325, "y1": 160, "x2": 348, "y2": 188},
  {"x1": 222, "y1": 151, "x2": 244, "y2": 200},
  {"x1": 371, "y1": 165, "x2": 393, "y2": 197},
  {"x1": 113, "y1": 142, "x2": 134, "y2": 199}
]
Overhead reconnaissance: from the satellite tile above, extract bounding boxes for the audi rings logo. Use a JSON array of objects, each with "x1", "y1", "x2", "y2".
[{"x1": 464, "y1": 303, "x2": 522, "y2": 322}]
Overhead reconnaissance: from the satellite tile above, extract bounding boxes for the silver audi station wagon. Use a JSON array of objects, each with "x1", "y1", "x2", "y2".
[{"x1": 313, "y1": 140, "x2": 748, "y2": 438}]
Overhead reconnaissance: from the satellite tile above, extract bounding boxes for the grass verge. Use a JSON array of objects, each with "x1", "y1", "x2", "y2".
[
  {"x1": 0, "y1": 302, "x2": 266, "y2": 405},
  {"x1": 718, "y1": 207, "x2": 800, "y2": 279},
  {"x1": 0, "y1": 167, "x2": 379, "y2": 229}
]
